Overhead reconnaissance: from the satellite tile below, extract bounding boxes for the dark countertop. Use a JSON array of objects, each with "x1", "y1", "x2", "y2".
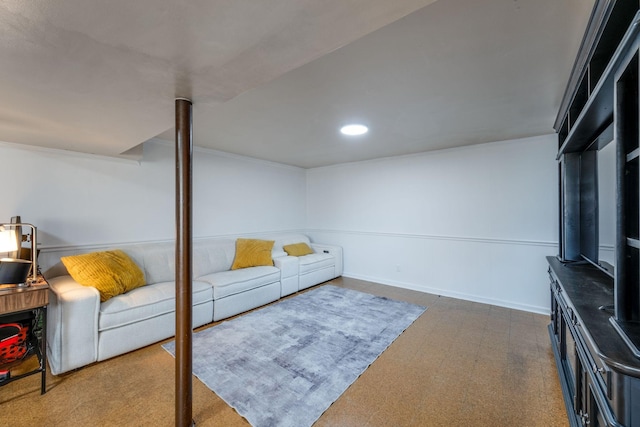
[{"x1": 547, "y1": 256, "x2": 640, "y2": 378}]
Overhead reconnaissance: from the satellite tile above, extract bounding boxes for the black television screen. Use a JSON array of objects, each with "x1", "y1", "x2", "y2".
[
  {"x1": 578, "y1": 128, "x2": 616, "y2": 277},
  {"x1": 579, "y1": 149, "x2": 598, "y2": 265},
  {"x1": 598, "y1": 139, "x2": 616, "y2": 272}
]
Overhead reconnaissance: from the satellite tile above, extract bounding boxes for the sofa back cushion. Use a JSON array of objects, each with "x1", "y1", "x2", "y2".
[
  {"x1": 122, "y1": 243, "x2": 175, "y2": 285},
  {"x1": 193, "y1": 239, "x2": 235, "y2": 277},
  {"x1": 41, "y1": 233, "x2": 317, "y2": 283},
  {"x1": 124, "y1": 239, "x2": 239, "y2": 283}
]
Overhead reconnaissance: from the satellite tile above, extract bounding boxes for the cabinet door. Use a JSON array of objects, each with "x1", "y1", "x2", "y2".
[
  {"x1": 551, "y1": 282, "x2": 561, "y2": 339},
  {"x1": 562, "y1": 313, "x2": 579, "y2": 406},
  {"x1": 576, "y1": 350, "x2": 588, "y2": 426},
  {"x1": 588, "y1": 382, "x2": 609, "y2": 427},
  {"x1": 575, "y1": 335, "x2": 617, "y2": 426}
]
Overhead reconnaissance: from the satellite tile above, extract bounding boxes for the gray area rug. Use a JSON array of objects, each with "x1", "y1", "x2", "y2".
[{"x1": 163, "y1": 285, "x2": 426, "y2": 427}]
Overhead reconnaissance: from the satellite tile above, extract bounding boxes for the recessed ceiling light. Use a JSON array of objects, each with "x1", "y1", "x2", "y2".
[{"x1": 340, "y1": 124, "x2": 368, "y2": 136}]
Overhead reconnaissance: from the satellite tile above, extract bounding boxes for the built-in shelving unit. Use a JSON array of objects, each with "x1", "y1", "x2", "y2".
[
  {"x1": 556, "y1": 1, "x2": 639, "y2": 156},
  {"x1": 552, "y1": 1, "x2": 640, "y2": 426}
]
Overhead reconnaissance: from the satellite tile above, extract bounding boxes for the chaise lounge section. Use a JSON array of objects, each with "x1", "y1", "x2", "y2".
[{"x1": 42, "y1": 233, "x2": 342, "y2": 375}]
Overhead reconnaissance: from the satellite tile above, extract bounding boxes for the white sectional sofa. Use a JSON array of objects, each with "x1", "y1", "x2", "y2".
[{"x1": 42, "y1": 233, "x2": 342, "y2": 375}]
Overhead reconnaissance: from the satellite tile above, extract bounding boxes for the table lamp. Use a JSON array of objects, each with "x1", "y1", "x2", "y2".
[{"x1": 0, "y1": 221, "x2": 38, "y2": 286}]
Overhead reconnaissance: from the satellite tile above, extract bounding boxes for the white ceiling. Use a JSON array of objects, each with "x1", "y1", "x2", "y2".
[{"x1": 0, "y1": 0, "x2": 594, "y2": 168}]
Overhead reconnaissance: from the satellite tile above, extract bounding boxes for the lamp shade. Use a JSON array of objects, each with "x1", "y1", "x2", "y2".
[{"x1": 0, "y1": 229, "x2": 18, "y2": 253}]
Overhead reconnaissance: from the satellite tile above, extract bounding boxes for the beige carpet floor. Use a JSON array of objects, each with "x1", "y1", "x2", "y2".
[{"x1": 1, "y1": 277, "x2": 567, "y2": 426}]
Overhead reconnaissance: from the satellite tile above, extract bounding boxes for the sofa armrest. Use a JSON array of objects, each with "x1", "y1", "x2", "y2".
[
  {"x1": 273, "y1": 255, "x2": 300, "y2": 296},
  {"x1": 273, "y1": 255, "x2": 298, "y2": 279},
  {"x1": 310, "y1": 243, "x2": 343, "y2": 277},
  {"x1": 46, "y1": 275, "x2": 100, "y2": 375}
]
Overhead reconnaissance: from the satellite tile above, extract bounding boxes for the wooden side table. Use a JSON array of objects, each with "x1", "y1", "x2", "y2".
[{"x1": 0, "y1": 276, "x2": 48, "y2": 394}]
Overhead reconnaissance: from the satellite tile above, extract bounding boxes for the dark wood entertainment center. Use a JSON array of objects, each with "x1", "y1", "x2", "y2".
[{"x1": 551, "y1": 1, "x2": 640, "y2": 426}]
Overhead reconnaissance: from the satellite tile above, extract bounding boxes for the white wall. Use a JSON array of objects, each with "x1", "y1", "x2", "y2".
[
  {"x1": 1, "y1": 134, "x2": 559, "y2": 313},
  {"x1": 0, "y1": 139, "x2": 306, "y2": 249},
  {"x1": 306, "y1": 134, "x2": 558, "y2": 313}
]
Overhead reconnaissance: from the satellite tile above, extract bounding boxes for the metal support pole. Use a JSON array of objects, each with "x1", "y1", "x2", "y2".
[{"x1": 175, "y1": 97, "x2": 194, "y2": 427}]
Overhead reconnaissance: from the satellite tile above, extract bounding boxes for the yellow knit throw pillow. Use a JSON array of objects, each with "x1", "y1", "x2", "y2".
[
  {"x1": 283, "y1": 242, "x2": 314, "y2": 257},
  {"x1": 61, "y1": 250, "x2": 146, "y2": 302},
  {"x1": 231, "y1": 238, "x2": 275, "y2": 270}
]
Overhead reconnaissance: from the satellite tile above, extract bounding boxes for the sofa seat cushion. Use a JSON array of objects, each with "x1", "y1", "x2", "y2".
[
  {"x1": 299, "y1": 253, "x2": 334, "y2": 274},
  {"x1": 99, "y1": 280, "x2": 212, "y2": 332},
  {"x1": 197, "y1": 266, "x2": 280, "y2": 300}
]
